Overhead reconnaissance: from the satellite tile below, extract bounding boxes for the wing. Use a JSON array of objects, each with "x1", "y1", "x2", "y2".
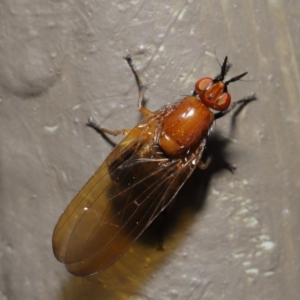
[{"x1": 52, "y1": 113, "x2": 206, "y2": 276}]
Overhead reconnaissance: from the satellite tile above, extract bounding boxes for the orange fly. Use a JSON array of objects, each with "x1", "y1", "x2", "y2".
[{"x1": 52, "y1": 55, "x2": 255, "y2": 276}]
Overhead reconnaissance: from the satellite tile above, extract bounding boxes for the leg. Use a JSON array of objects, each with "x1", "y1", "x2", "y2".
[
  {"x1": 198, "y1": 154, "x2": 236, "y2": 173},
  {"x1": 198, "y1": 157, "x2": 212, "y2": 170},
  {"x1": 124, "y1": 54, "x2": 152, "y2": 116},
  {"x1": 214, "y1": 94, "x2": 256, "y2": 120},
  {"x1": 87, "y1": 117, "x2": 131, "y2": 136}
]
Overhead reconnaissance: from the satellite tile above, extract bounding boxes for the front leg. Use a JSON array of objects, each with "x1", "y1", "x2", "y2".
[{"x1": 124, "y1": 54, "x2": 152, "y2": 117}]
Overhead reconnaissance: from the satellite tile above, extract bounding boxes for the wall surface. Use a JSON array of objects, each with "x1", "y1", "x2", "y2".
[{"x1": 0, "y1": 1, "x2": 299, "y2": 299}]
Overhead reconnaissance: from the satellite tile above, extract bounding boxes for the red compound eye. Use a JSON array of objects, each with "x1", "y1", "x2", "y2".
[
  {"x1": 210, "y1": 92, "x2": 231, "y2": 111},
  {"x1": 195, "y1": 77, "x2": 213, "y2": 96}
]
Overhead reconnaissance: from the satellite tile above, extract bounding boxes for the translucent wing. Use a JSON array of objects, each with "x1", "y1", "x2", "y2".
[{"x1": 52, "y1": 113, "x2": 206, "y2": 276}]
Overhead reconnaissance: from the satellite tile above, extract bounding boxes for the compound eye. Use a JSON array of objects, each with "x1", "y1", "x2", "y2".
[
  {"x1": 214, "y1": 92, "x2": 231, "y2": 111},
  {"x1": 195, "y1": 77, "x2": 213, "y2": 95}
]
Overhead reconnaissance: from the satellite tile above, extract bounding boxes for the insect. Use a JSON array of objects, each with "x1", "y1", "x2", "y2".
[{"x1": 52, "y1": 54, "x2": 255, "y2": 276}]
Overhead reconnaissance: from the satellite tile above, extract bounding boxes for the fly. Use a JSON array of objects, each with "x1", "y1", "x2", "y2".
[{"x1": 52, "y1": 54, "x2": 255, "y2": 276}]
